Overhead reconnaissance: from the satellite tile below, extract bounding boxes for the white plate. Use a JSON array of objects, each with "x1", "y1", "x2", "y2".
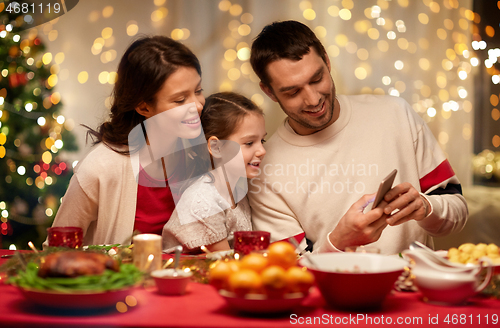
[
  {"x1": 18, "y1": 286, "x2": 136, "y2": 309},
  {"x1": 206, "y1": 250, "x2": 234, "y2": 260}
]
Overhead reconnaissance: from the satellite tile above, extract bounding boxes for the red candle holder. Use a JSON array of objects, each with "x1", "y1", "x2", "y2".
[
  {"x1": 233, "y1": 231, "x2": 270, "y2": 256},
  {"x1": 47, "y1": 226, "x2": 83, "y2": 248}
]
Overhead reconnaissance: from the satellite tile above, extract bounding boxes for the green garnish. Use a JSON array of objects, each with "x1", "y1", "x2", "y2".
[
  {"x1": 8, "y1": 261, "x2": 143, "y2": 293},
  {"x1": 86, "y1": 244, "x2": 121, "y2": 252}
]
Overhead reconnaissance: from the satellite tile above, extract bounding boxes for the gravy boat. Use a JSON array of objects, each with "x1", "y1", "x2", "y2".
[
  {"x1": 409, "y1": 241, "x2": 475, "y2": 271},
  {"x1": 402, "y1": 249, "x2": 493, "y2": 305}
]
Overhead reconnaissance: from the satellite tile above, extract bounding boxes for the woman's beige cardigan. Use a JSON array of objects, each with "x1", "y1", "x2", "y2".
[{"x1": 49, "y1": 144, "x2": 138, "y2": 246}]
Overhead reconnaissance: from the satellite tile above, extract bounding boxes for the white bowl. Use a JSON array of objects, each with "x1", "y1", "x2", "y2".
[
  {"x1": 413, "y1": 270, "x2": 485, "y2": 305},
  {"x1": 403, "y1": 249, "x2": 494, "y2": 305},
  {"x1": 151, "y1": 269, "x2": 192, "y2": 295}
]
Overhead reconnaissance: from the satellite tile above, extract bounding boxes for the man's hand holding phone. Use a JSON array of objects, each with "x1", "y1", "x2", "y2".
[
  {"x1": 329, "y1": 169, "x2": 427, "y2": 251},
  {"x1": 382, "y1": 182, "x2": 430, "y2": 226},
  {"x1": 372, "y1": 169, "x2": 429, "y2": 226},
  {"x1": 328, "y1": 193, "x2": 390, "y2": 251}
]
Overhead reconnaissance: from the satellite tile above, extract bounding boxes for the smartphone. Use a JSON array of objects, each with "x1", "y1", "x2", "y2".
[{"x1": 372, "y1": 169, "x2": 398, "y2": 208}]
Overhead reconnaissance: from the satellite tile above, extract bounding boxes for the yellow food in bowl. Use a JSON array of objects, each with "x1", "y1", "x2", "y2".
[{"x1": 448, "y1": 243, "x2": 500, "y2": 265}]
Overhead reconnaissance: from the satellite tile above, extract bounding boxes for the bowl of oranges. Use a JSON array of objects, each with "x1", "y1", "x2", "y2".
[{"x1": 209, "y1": 241, "x2": 314, "y2": 314}]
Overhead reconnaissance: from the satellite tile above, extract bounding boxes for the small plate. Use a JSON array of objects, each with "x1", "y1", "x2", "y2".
[
  {"x1": 18, "y1": 286, "x2": 135, "y2": 309},
  {"x1": 206, "y1": 250, "x2": 234, "y2": 260},
  {"x1": 219, "y1": 290, "x2": 307, "y2": 314}
]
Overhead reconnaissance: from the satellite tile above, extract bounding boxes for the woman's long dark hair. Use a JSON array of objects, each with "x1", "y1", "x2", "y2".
[{"x1": 86, "y1": 36, "x2": 201, "y2": 154}]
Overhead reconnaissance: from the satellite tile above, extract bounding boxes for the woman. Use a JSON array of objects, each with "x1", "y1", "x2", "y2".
[{"x1": 48, "y1": 36, "x2": 205, "y2": 246}]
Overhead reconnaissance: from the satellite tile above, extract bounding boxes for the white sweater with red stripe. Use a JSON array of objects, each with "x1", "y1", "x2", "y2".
[{"x1": 248, "y1": 94, "x2": 468, "y2": 254}]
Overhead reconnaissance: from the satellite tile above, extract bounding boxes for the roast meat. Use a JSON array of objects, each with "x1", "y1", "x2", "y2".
[{"x1": 38, "y1": 251, "x2": 119, "y2": 278}]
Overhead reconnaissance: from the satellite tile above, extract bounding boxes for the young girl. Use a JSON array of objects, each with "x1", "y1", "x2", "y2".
[
  {"x1": 162, "y1": 92, "x2": 267, "y2": 253},
  {"x1": 47, "y1": 36, "x2": 205, "y2": 245}
]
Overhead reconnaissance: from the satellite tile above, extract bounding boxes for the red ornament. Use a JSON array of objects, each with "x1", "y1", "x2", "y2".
[
  {"x1": 1, "y1": 221, "x2": 13, "y2": 236},
  {"x1": 8, "y1": 72, "x2": 27, "y2": 88}
]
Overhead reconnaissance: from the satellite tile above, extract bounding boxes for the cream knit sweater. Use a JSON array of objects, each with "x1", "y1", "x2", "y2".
[
  {"x1": 248, "y1": 95, "x2": 468, "y2": 254},
  {"x1": 162, "y1": 175, "x2": 252, "y2": 252}
]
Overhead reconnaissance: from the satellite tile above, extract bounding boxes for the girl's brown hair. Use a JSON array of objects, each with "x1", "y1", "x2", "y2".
[
  {"x1": 183, "y1": 92, "x2": 264, "y2": 183},
  {"x1": 86, "y1": 36, "x2": 201, "y2": 153},
  {"x1": 200, "y1": 92, "x2": 263, "y2": 141}
]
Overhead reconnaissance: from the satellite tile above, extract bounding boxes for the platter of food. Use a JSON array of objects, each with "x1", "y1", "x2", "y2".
[
  {"x1": 18, "y1": 285, "x2": 136, "y2": 309},
  {"x1": 209, "y1": 242, "x2": 315, "y2": 314},
  {"x1": 8, "y1": 250, "x2": 143, "y2": 309}
]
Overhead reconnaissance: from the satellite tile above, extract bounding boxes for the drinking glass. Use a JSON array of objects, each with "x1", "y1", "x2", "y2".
[
  {"x1": 233, "y1": 231, "x2": 270, "y2": 256},
  {"x1": 47, "y1": 226, "x2": 83, "y2": 248}
]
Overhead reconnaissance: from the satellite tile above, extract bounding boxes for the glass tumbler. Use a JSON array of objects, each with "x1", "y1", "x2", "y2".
[
  {"x1": 47, "y1": 226, "x2": 83, "y2": 248},
  {"x1": 233, "y1": 231, "x2": 270, "y2": 256}
]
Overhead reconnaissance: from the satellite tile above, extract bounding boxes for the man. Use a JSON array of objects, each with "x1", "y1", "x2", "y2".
[{"x1": 248, "y1": 20, "x2": 468, "y2": 254}]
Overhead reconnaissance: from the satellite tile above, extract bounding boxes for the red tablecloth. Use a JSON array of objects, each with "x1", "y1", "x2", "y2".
[{"x1": 1, "y1": 250, "x2": 499, "y2": 328}]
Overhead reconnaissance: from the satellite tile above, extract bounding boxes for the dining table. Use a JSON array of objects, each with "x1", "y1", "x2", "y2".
[{"x1": 0, "y1": 249, "x2": 499, "y2": 328}]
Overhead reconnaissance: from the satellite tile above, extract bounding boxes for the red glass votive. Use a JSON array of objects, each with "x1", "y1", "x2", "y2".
[
  {"x1": 47, "y1": 226, "x2": 83, "y2": 248},
  {"x1": 233, "y1": 231, "x2": 270, "y2": 256}
]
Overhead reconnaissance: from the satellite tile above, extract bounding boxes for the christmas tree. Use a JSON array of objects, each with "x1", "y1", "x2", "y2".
[{"x1": 0, "y1": 2, "x2": 77, "y2": 249}]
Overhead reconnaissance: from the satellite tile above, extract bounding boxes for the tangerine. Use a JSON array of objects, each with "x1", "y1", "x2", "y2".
[
  {"x1": 228, "y1": 269, "x2": 263, "y2": 296},
  {"x1": 261, "y1": 265, "x2": 287, "y2": 297},
  {"x1": 239, "y1": 253, "x2": 269, "y2": 273},
  {"x1": 267, "y1": 241, "x2": 297, "y2": 269},
  {"x1": 285, "y1": 266, "x2": 314, "y2": 293},
  {"x1": 226, "y1": 260, "x2": 241, "y2": 273},
  {"x1": 209, "y1": 261, "x2": 236, "y2": 290}
]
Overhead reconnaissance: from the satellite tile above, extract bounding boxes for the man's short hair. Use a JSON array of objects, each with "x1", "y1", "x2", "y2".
[{"x1": 250, "y1": 20, "x2": 328, "y2": 88}]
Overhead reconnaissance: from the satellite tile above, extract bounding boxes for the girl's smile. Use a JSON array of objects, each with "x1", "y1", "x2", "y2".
[{"x1": 226, "y1": 113, "x2": 267, "y2": 179}]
